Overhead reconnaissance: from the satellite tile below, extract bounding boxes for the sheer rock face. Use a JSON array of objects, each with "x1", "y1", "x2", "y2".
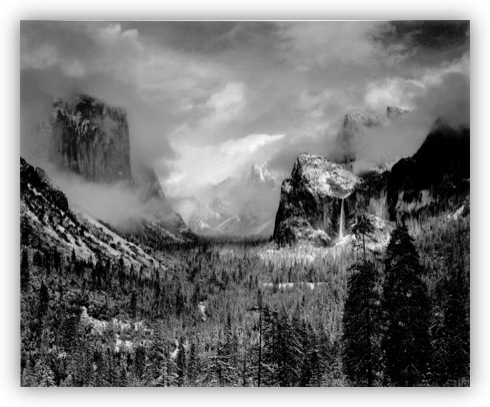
[
  {"x1": 48, "y1": 95, "x2": 132, "y2": 184},
  {"x1": 273, "y1": 154, "x2": 359, "y2": 247},
  {"x1": 45, "y1": 94, "x2": 194, "y2": 243},
  {"x1": 387, "y1": 124, "x2": 470, "y2": 221}
]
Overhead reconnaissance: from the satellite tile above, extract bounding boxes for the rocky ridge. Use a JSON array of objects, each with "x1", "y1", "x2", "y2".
[
  {"x1": 44, "y1": 94, "x2": 194, "y2": 245},
  {"x1": 20, "y1": 157, "x2": 177, "y2": 270},
  {"x1": 273, "y1": 154, "x2": 360, "y2": 246},
  {"x1": 273, "y1": 121, "x2": 470, "y2": 247},
  {"x1": 387, "y1": 124, "x2": 470, "y2": 221}
]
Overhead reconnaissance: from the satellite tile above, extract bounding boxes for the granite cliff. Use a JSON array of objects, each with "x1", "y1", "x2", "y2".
[
  {"x1": 48, "y1": 95, "x2": 132, "y2": 184},
  {"x1": 273, "y1": 154, "x2": 359, "y2": 246},
  {"x1": 273, "y1": 121, "x2": 469, "y2": 247},
  {"x1": 45, "y1": 94, "x2": 194, "y2": 244}
]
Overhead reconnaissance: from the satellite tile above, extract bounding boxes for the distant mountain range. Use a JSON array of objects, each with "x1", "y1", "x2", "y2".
[
  {"x1": 188, "y1": 163, "x2": 281, "y2": 237},
  {"x1": 24, "y1": 95, "x2": 470, "y2": 248}
]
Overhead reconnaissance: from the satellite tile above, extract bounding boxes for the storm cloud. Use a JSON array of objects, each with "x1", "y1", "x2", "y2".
[{"x1": 20, "y1": 21, "x2": 470, "y2": 214}]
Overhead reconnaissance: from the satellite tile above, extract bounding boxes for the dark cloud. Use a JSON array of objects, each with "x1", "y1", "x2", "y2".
[
  {"x1": 20, "y1": 21, "x2": 470, "y2": 215},
  {"x1": 390, "y1": 20, "x2": 469, "y2": 50}
]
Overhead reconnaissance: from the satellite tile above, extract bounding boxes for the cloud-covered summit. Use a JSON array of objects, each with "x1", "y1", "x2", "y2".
[{"x1": 20, "y1": 21, "x2": 469, "y2": 210}]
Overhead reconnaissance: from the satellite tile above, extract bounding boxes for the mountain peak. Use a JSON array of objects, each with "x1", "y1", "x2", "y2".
[
  {"x1": 249, "y1": 162, "x2": 275, "y2": 188},
  {"x1": 273, "y1": 153, "x2": 360, "y2": 247},
  {"x1": 386, "y1": 105, "x2": 409, "y2": 118},
  {"x1": 48, "y1": 95, "x2": 132, "y2": 184}
]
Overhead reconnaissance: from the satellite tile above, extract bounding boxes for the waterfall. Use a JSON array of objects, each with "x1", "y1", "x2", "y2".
[{"x1": 339, "y1": 198, "x2": 345, "y2": 239}]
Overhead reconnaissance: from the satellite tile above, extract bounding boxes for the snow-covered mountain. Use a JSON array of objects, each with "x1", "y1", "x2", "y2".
[
  {"x1": 273, "y1": 153, "x2": 360, "y2": 246},
  {"x1": 188, "y1": 163, "x2": 281, "y2": 237},
  {"x1": 20, "y1": 157, "x2": 179, "y2": 270},
  {"x1": 273, "y1": 122, "x2": 470, "y2": 247}
]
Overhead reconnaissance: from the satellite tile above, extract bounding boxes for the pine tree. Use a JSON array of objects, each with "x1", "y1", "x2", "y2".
[
  {"x1": 342, "y1": 260, "x2": 382, "y2": 386},
  {"x1": 431, "y1": 245, "x2": 470, "y2": 386},
  {"x1": 36, "y1": 358, "x2": 56, "y2": 387},
  {"x1": 130, "y1": 291, "x2": 138, "y2": 319},
  {"x1": 352, "y1": 213, "x2": 375, "y2": 262},
  {"x1": 262, "y1": 308, "x2": 303, "y2": 386},
  {"x1": 199, "y1": 330, "x2": 237, "y2": 387},
  {"x1": 21, "y1": 249, "x2": 30, "y2": 292},
  {"x1": 39, "y1": 280, "x2": 50, "y2": 317},
  {"x1": 382, "y1": 224, "x2": 431, "y2": 386},
  {"x1": 176, "y1": 338, "x2": 187, "y2": 386},
  {"x1": 187, "y1": 341, "x2": 200, "y2": 386},
  {"x1": 147, "y1": 321, "x2": 168, "y2": 386},
  {"x1": 133, "y1": 345, "x2": 147, "y2": 384},
  {"x1": 21, "y1": 359, "x2": 37, "y2": 387},
  {"x1": 93, "y1": 349, "x2": 109, "y2": 387},
  {"x1": 442, "y1": 265, "x2": 470, "y2": 385}
]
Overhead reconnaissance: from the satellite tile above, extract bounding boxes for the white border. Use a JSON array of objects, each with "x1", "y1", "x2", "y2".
[{"x1": 3, "y1": 2, "x2": 488, "y2": 406}]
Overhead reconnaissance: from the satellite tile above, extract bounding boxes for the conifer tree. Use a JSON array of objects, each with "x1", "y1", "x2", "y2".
[
  {"x1": 176, "y1": 338, "x2": 187, "y2": 386},
  {"x1": 262, "y1": 308, "x2": 303, "y2": 386},
  {"x1": 199, "y1": 330, "x2": 237, "y2": 386},
  {"x1": 382, "y1": 224, "x2": 431, "y2": 386},
  {"x1": 21, "y1": 359, "x2": 37, "y2": 387},
  {"x1": 431, "y1": 240, "x2": 470, "y2": 385},
  {"x1": 441, "y1": 265, "x2": 470, "y2": 384},
  {"x1": 36, "y1": 358, "x2": 56, "y2": 387},
  {"x1": 133, "y1": 345, "x2": 147, "y2": 385},
  {"x1": 130, "y1": 291, "x2": 138, "y2": 319},
  {"x1": 21, "y1": 249, "x2": 29, "y2": 292},
  {"x1": 187, "y1": 341, "x2": 200, "y2": 386},
  {"x1": 39, "y1": 280, "x2": 50, "y2": 317},
  {"x1": 342, "y1": 260, "x2": 381, "y2": 386},
  {"x1": 352, "y1": 213, "x2": 375, "y2": 262}
]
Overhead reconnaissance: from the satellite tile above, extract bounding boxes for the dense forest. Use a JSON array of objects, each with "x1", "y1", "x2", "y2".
[{"x1": 20, "y1": 210, "x2": 469, "y2": 387}]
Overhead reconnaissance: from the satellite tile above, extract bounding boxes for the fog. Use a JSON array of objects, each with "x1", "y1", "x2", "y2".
[
  {"x1": 38, "y1": 163, "x2": 144, "y2": 230},
  {"x1": 20, "y1": 21, "x2": 470, "y2": 230},
  {"x1": 338, "y1": 73, "x2": 470, "y2": 174}
]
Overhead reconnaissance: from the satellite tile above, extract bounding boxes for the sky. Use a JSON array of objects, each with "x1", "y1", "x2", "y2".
[{"x1": 20, "y1": 20, "x2": 470, "y2": 213}]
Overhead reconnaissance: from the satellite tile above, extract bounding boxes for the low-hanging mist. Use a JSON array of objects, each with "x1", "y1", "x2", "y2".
[
  {"x1": 42, "y1": 164, "x2": 146, "y2": 230},
  {"x1": 20, "y1": 21, "x2": 470, "y2": 233}
]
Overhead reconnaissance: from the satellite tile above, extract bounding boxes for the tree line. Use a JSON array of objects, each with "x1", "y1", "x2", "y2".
[
  {"x1": 20, "y1": 212, "x2": 469, "y2": 386},
  {"x1": 342, "y1": 215, "x2": 469, "y2": 386}
]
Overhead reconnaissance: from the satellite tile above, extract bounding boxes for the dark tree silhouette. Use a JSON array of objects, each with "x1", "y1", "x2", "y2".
[
  {"x1": 382, "y1": 224, "x2": 431, "y2": 386},
  {"x1": 352, "y1": 212, "x2": 375, "y2": 262},
  {"x1": 342, "y1": 260, "x2": 381, "y2": 386},
  {"x1": 39, "y1": 280, "x2": 50, "y2": 317},
  {"x1": 21, "y1": 249, "x2": 29, "y2": 292}
]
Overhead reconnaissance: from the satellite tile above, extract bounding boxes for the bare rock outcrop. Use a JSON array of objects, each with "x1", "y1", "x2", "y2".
[
  {"x1": 45, "y1": 94, "x2": 194, "y2": 244},
  {"x1": 273, "y1": 154, "x2": 359, "y2": 246},
  {"x1": 47, "y1": 95, "x2": 132, "y2": 184}
]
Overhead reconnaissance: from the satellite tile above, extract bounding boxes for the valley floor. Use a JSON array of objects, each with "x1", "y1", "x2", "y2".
[{"x1": 20, "y1": 211, "x2": 470, "y2": 387}]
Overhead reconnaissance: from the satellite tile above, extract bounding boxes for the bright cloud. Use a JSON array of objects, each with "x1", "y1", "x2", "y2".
[
  {"x1": 163, "y1": 133, "x2": 284, "y2": 199},
  {"x1": 20, "y1": 21, "x2": 470, "y2": 210}
]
